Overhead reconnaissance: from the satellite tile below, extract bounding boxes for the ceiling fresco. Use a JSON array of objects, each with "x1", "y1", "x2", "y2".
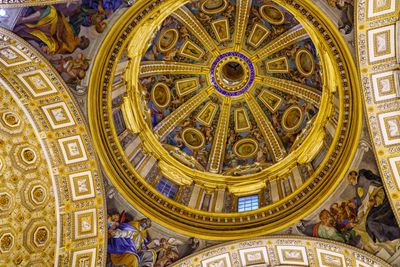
[
  {"x1": 291, "y1": 139, "x2": 400, "y2": 266},
  {"x1": 88, "y1": 0, "x2": 362, "y2": 240},
  {"x1": 139, "y1": 1, "x2": 323, "y2": 177},
  {"x1": 5, "y1": 1, "x2": 128, "y2": 93},
  {"x1": 103, "y1": 128, "x2": 400, "y2": 266}
]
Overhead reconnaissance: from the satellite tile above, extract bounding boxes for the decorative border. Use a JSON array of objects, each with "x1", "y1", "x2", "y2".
[
  {"x1": 355, "y1": 0, "x2": 400, "y2": 224},
  {"x1": 210, "y1": 51, "x2": 255, "y2": 96},
  {"x1": 172, "y1": 236, "x2": 390, "y2": 267}
]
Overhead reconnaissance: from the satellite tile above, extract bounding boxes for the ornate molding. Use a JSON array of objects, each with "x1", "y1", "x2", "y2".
[
  {"x1": 172, "y1": 236, "x2": 390, "y2": 267},
  {"x1": 355, "y1": 0, "x2": 400, "y2": 223}
]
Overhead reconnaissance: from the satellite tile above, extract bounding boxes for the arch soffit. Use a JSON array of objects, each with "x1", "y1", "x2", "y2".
[{"x1": 0, "y1": 28, "x2": 106, "y2": 266}]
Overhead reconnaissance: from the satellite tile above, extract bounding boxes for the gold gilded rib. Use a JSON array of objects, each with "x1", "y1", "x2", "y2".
[
  {"x1": 244, "y1": 92, "x2": 286, "y2": 161},
  {"x1": 259, "y1": 75, "x2": 321, "y2": 107},
  {"x1": 139, "y1": 61, "x2": 208, "y2": 77},
  {"x1": 251, "y1": 25, "x2": 308, "y2": 62},
  {"x1": 233, "y1": 0, "x2": 252, "y2": 51},
  {"x1": 154, "y1": 86, "x2": 213, "y2": 140},
  {"x1": 172, "y1": 7, "x2": 220, "y2": 56},
  {"x1": 207, "y1": 97, "x2": 232, "y2": 173}
]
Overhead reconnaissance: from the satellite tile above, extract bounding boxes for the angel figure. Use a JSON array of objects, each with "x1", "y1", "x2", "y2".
[
  {"x1": 326, "y1": 0, "x2": 354, "y2": 34},
  {"x1": 256, "y1": 144, "x2": 266, "y2": 162},
  {"x1": 145, "y1": 45, "x2": 159, "y2": 61},
  {"x1": 226, "y1": 129, "x2": 236, "y2": 148},
  {"x1": 251, "y1": 127, "x2": 263, "y2": 140},
  {"x1": 173, "y1": 132, "x2": 184, "y2": 147},
  {"x1": 171, "y1": 95, "x2": 183, "y2": 108},
  {"x1": 163, "y1": 48, "x2": 178, "y2": 60},
  {"x1": 204, "y1": 126, "x2": 213, "y2": 142},
  {"x1": 224, "y1": 5, "x2": 235, "y2": 18},
  {"x1": 153, "y1": 238, "x2": 181, "y2": 267},
  {"x1": 108, "y1": 215, "x2": 156, "y2": 267},
  {"x1": 198, "y1": 12, "x2": 212, "y2": 23},
  {"x1": 179, "y1": 27, "x2": 191, "y2": 39}
]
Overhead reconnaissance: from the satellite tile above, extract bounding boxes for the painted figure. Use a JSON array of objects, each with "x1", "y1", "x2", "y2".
[
  {"x1": 298, "y1": 168, "x2": 400, "y2": 253},
  {"x1": 108, "y1": 218, "x2": 156, "y2": 267},
  {"x1": 154, "y1": 238, "x2": 180, "y2": 267},
  {"x1": 14, "y1": 6, "x2": 90, "y2": 55},
  {"x1": 347, "y1": 170, "x2": 400, "y2": 243},
  {"x1": 327, "y1": 0, "x2": 354, "y2": 34}
]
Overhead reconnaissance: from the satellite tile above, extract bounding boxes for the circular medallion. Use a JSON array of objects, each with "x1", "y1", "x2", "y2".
[
  {"x1": 201, "y1": 0, "x2": 228, "y2": 14},
  {"x1": 233, "y1": 139, "x2": 259, "y2": 158},
  {"x1": 21, "y1": 147, "x2": 37, "y2": 164},
  {"x1": 157, "y1": 29, "x2": 179, "y2": 52},
  {"x1": 260, "y1": 5, "x2": 285, "y2": 25},
  {"x1": 182, "y1": 128, "x2": 205, "y2": 150},
  {"x1": 151, "y1": 83, "x2": 171, "y2": 108},
  {"x1": 210, "y1": 52, "x2": 255, "y2": 96},
  {"x1": 296, "y1": 49, "x2": 315, "y2": 76},
  {"x1": 282, "y1": 105, "x2": 304, "y2": 132}
]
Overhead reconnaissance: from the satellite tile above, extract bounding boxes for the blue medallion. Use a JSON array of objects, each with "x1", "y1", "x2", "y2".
[{"x1": 210, "y1": 51, "x2": 255, "y2": 96}]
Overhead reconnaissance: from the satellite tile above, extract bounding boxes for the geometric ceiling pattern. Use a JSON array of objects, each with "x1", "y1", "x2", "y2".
[
  {"x1": 172, "y1": 236, "x2": 391, "y2": 267},
  {"x1": 0, "y1": 28, "x2": 106, "y2": 266},
  {"x1": 355, "y1": 0, "x2": 400, "y2": 223},
  {"x1": 139, "y1": 1, "x2": 323, "y2": 176},
  {"x1": 0, "y1": 88, "x2": 56, "y2": 266},
  {"x1": 89, "y1": 0, "x2": 362, "y2": 239}
]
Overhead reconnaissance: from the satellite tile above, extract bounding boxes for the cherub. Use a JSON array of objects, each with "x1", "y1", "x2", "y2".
[
  {"x1": 204, "y1": 126, "x2": 213, "y2": 142},
  {"x1": 145, "y1": 45, "x2": 159, "y2": 61},
  {"x1": 224, "y1": 5, "x2": 235, "y2": 18},
  {"x1": 154, "y1": 238, "x2": 181, "y2": 267},
  {"x1": 189, "y1": 0, "x2": 201, "y2": 9},
  {"x1": 271, "y1": 113, "x2": 279, "y2": 128},
  {"x1": 198, "y1": 12, "x2": 212, "y2": 23},
  {"x1": 226, "y1": 129, "x2": 236, "y2": 147},
  {"x1": 179, "y1": 27, "x2": 191, "y2": 39},
  {"x1": 173, "y1": 133, "x2": 184, "y2": 147},
  {"x1": 140, "y1": 77, "x2": 154, "y2": 88},
  {"x1": 171, "y1": 95, "x2": 183, "y2": 108},
  {"x1": 256, "y1": 144, "x2": 267, "y2": 162},
  {"x1": 51, "y1": 53, "x2": 90, "y2": 84},
  {"x1": 159, "y1": 75, "x2": 173, "y2": 85},
  {"x1": 163, "y1": 48, "x2": 178, "y2": 60},
  {"x1": 181, "y1": 119, "x2": 193, "y2": 128}
]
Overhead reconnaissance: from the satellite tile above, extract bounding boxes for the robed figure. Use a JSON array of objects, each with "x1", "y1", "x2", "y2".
[
  {"x1": 347, "y1": 169, "x2": 400, "y2": 243},
  {"x1": 108, "y1": 218, "x2": 156, "y2": 267}
]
